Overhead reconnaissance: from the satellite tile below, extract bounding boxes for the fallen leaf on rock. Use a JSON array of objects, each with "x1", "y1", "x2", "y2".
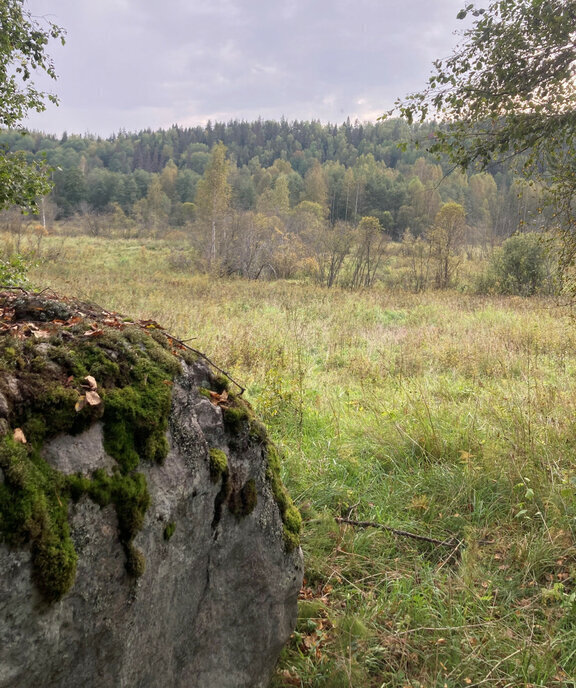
[
  {"x1": 85, "y1": 390, "x2": 102, "y2": 406},
  {"x1": 102, "y1": 317, "x2": 124, "y2": 329},
  {"x1": 139, "y1": 319, "x2": 163, "y2": 329},
  {"x1": 209, "y1": 390, "x2": 229, "y2": 406},
  {"x1": 13, "y1": 428, "x2": 26, "y2": 444},
  {"x1": 82, "y1": 375, "x2": 98, "y2": 390}
]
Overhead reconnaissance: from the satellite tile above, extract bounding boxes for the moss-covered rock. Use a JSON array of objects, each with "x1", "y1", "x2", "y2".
[
  {"x1": 228, "y1": 479, "x2": 258, "y2": 518},
  {"x1": 0, "y1": 436, "x2": 77, "y2": 602},
  {"x1": 209, "y1": 448, "x2": 228, "y2": 483},
  {"x1": 0, "y1": 291, "x2": 183, "y2": 599},
  {"x1": 0, "y1": 291, "x2": 304, "y2": 688},
  {"x1": 265, "y1": 444, "x2": 302, "y2": 552},
  {"x1": 0, "y1": 288, "x2": 301, "y2": 605}
]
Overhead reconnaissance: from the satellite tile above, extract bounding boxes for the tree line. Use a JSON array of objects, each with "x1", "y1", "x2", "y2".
[
  {"x1": 0, "y1": 119, "x2": 544, "y2": 237},
  {"x1": 0, "y1": 119, "x2": 550, "y2": 290}
]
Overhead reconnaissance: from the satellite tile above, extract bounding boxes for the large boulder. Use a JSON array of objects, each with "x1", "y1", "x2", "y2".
[{"x1": 0, "y1": 291, "x2": 303, "y2": 688}]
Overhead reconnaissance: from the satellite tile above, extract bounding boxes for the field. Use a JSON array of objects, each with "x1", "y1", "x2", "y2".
[{"x1": 27, "y1": 235, "x2": 576, "y2": 687}]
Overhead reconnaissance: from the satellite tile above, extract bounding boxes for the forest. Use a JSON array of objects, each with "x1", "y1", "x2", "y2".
[{"x1": 0, "y1": 119, "x2": 550, "y2": 292}]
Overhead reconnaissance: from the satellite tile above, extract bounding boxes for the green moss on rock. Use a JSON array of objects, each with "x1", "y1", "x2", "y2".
[
  {"x1": 266, "y1": 444, "x2": 302, "y2": 552},
  {"x1": 213, "y1": 374, "x2": 230, "y2": 393},
  {"x1": 0, "y1": 437, "x2": 77, "y2": 602},
  {"x1": 103, "y1": 383, "x2": 171, "y2": 473},
  {"x1": 67, "y1": 469, "x2": 150, "y2": 567},
  {"x1": 163, "y1": 521, "x2": 176, "y2": 540},
  {"x1": 125, "y1": 543, "x2": 146, "y2": 578},
  {"x1": 32, "y1": 534, "x2": 78, "y2": 601},
  {"x1": 222, "y1": 404, "x2": 250, "y2": 432},
  {"x1": 209, "y1": 448, "x2": 228, "y2": 483},
  {"x1": 0, "y1": 303, "x2": 183, "y2": 601},
  {"x1": 228, "y1": 479, "x2": 258, "y2": 518}
]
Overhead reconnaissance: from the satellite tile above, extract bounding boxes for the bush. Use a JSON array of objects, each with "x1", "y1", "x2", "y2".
[
  {"x1": 0, "y1": 254, "x2": 32, "y2": 287},
  {"x1": 478, "y1": 233, "x2": 553, "y2": 296}
]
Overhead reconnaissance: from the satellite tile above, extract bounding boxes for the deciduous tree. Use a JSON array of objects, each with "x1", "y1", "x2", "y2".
[
  {"x1": 0, "y1": 0, "x2": 64, "y2": 211},
  {"x1": 392, "y1": 0, "x2": 576, "y2": 172},
  {"x1": 427, "y1": 202, "x2": 467, "y2": 288},
  {"x1": 194, "y1": 142, "x2": 231, "y2": 266},
  {"x1": 349, "y1": 216, "x2": 388, "y2": 289},
  {"x1": 390, "y1": 0, "x2": 576, "y2": 273}
]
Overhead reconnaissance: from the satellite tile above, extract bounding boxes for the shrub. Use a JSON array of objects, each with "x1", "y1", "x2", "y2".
[
  {"x1": 479, "y1": 232, "x2": 553, "y2": 295},
  {"x1": 0, "y1": 254, "x2": 33, "y2": 287}
]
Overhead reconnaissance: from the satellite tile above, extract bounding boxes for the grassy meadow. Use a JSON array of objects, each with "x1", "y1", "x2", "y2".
[{"x1": 23, "y1": 235, "x2": 576, "y2": 687}]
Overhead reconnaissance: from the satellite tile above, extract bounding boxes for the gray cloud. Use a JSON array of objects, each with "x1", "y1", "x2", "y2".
[{"x1": 24, "y1": 0, "x2": 469, "y2": 135}]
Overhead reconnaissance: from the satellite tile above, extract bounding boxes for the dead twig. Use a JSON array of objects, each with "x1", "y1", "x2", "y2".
[
  {"x1": 186, "y1": 346, "x2": 245, "y2": 395},
  {"x1": 335, "y1": 516, "x2": 464, "y2": 549},
  {"x1": 0, "y1": 285, "x2": 31, "y2": 293},
  {"x1": 163, "y1": 334, "x2": 245, "y2": 396}
]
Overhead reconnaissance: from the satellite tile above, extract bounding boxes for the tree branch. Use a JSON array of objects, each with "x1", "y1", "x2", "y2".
[{"x1": 335, "y1": 516, "x2": 463, "y2": 549}]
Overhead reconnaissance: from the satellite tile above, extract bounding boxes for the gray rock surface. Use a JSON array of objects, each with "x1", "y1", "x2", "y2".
[{"x1": 0, "y1": 361, "x2": 303, "y2": 688}]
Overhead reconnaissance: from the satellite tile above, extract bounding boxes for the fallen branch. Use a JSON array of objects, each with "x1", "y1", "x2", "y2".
[
  {"x1": 159, "y1": 329, "x2": 245, "y2": 396},
  {"x1": 178, "y1": 343, "x2": 245, "y2": 396},
  {"x1": 335, "y1": 517, "x2": 463, "y2": 549}
]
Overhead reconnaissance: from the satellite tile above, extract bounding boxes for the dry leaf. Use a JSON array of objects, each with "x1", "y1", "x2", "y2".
[
  {"x1": 13, "y1": 428, "x2": 27, "y2": 444},
  {"x1": 140, "y1": 319, "x2": 163, "y2": 329},
  {"x1": 209, "y1": 389, "x2": 230, "y2": 406},
  {"x1": 277, "y1": 670, "x2": 300, "y2": 686},
  {"x1": 83, "y1": 375, "x2": 98, "y2": 390},
  {"x1": 85, "y1": 390, "x2": 102, "y2": 407},
  {"x1": 75, "y1": 396, "x2": 87, "y2": 412}
]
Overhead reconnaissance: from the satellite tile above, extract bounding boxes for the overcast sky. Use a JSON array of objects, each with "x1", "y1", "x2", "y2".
[{"x1": 24, "y1": 0, "x2": 469, "y2": 137}]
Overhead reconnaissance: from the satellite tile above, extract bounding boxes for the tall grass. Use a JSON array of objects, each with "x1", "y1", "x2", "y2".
[{"x1": 27, "y1": 235, "x2": 576, "y2": 687}]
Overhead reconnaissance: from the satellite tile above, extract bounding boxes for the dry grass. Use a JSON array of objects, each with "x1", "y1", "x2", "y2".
[{"x1": 24, "y1": 234, "x2": 576, "y2": 687}]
